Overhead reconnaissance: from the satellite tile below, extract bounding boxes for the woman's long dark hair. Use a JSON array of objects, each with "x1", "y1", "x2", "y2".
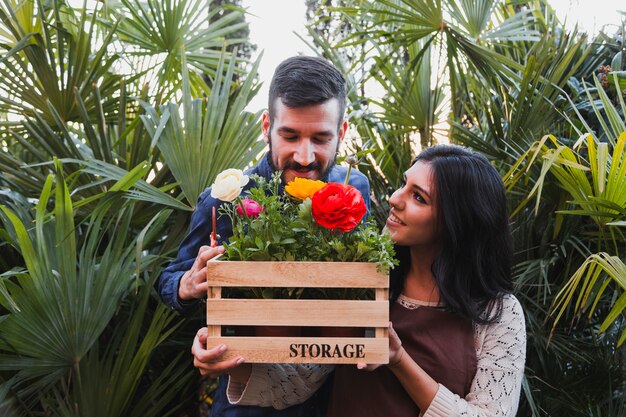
[{"x1": 389, "y1": 145, "x2": 513, "y2": 324}]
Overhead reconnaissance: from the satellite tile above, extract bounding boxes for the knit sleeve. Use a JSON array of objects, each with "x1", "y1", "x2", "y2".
[
  {"x1": 423, "y1": 295, "x2": 526, "y2": 417},
  {"x1": 227, "y1": 363, "x2": 335, "y2": 409}
]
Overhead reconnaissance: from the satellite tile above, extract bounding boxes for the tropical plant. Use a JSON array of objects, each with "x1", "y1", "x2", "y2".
[
  {"x1": 508, "y1": 130, "x2": 625, "y2": 340},
  {"x1": 140, "y1": 51, "x2": 265, "y2": 208},
  {"x1": 101, "y1": 0, "x2": 251, "y2": 101},
  {"x1": 0, "y1": 0, "x2": 255, "y2": 200},
  {"x1": 0, "y1": 0, "x2": 263, "y2": 414},
  {"x1": 504, "y1": 62, "x2": 626, "y2": 416},
  {"x1": 0, "y1": 161, "x2": 191, "y2": 416}
]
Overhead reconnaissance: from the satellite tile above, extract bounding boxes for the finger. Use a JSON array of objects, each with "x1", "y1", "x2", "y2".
[
  {"x1": 190, "y1": 332, "x2": 213, "y2": 358},
  {"x1": 388, "y1": 323, "x2": 402, "y2": 348},
  {"x1": 181, "y1": 275, "x2": 205, "y2": 300},
  {"x1": 356, "y1": 362, "x2": 380, "y2": 371},
  {"x1": 194, "y1": 356, "x2": 245, "y2": 377},
  {"x1": 193, "y1": 266, "x2": 208, "y2": 282},
  {"x1": 199, "y1": 247, "x2": 225, "y2": 266},
  {"x1": 196, "y1": 327, "x2": 208, "y2": 344},
  {"x1": 193, "y1": 342, "x2": 227, "y2": 363},
  {"x1": 198, "y1": 245, "x2": 211, "y2": 256},
  {"x1": 191, "y1": 245, "x2": 212, "y2": 270},
  {"x1": 388, "y1": 322, "x2": 396, "y2": 336},
  {"x1": 193, "y1": 280, "x2": 208, "y2": 295}
]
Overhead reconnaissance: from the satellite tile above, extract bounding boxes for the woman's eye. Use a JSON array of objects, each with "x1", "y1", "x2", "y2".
[{"x1": 413, "y1": 192, "x2": 425, "y2": 203}]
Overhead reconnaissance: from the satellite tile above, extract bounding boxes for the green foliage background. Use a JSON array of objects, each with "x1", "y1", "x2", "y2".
[{"x1": 0, "y1": 0, "x2": 624, "y2": 416}]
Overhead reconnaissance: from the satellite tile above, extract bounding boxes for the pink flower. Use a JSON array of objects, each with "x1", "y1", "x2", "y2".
[{"x1": 237, "y1": 198, "x2": 264, "y2": 218}]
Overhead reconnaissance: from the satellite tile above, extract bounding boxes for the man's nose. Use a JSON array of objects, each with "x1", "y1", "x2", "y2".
[{"x1": 293, "y1": 140, "x2": 315, "y2": 166}]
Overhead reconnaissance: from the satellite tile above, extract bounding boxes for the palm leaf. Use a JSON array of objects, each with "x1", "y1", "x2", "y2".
[
  {"x1": 0, "y1": 161, "x2": 139, "y2": 398},
  {"x1": 550, "y1": 253, "x2": 626, "y2": 347},
  {"x1": 141, "y1": 49, "x2": 264, "y2": 207},
  {"x1": 0, "y1": 0, "x2": 122, "y2": 123},
  {"x1": 47, "y1": 274, "x2": 192, "y2": 417},
  {"x1": 104, "y1": 0, "x2": 249, "y2": 100},
  {"x1": 60, "y1": 158, "x2": 192, "y2": 212},
  {"x1": 583, "y1": 73, "x2": 626, "y2": 145}
]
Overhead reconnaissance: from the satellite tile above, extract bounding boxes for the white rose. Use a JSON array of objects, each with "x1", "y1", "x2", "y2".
[{"x1": 210, "y1": 169, "x2": 250, "y2": 202}]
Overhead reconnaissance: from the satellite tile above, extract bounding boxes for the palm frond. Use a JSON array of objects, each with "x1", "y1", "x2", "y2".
[
  {"x1": 550, "y1": 252, "x2": 626, "y2": 347},
  {"x1": 0, "y1": 0, "x2": 122, "y2": 123},
  {"x1": 141, "y1": 49, "x2": 264, "y2": 207},
  {"x1": 105, "y1": 0, "x2": 249, "y2": 100},
  {"x1": 0, "y1": 161, "x2": 139, "y2": 396}
]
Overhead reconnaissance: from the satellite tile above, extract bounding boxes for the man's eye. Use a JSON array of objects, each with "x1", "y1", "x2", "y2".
[{"x1": 313, "y1": 137, "x2": 331, "y2": 144}]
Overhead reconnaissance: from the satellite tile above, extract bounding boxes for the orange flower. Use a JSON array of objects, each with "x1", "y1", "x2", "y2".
[{"x1": 285, "y1": 177, "x2": 326, "y2": 200}]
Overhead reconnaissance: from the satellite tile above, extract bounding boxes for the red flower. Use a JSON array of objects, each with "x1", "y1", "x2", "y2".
[
  {"x1": 311, "y1": 183, "x2": 367, "y2": 232},
  {"x1": 237, "y1": 198, "x2": 264, "y2": 218}
]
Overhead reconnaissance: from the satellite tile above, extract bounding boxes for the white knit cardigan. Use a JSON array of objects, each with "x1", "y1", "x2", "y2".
[{"x1": 227, "y1": 294, "x2": 526, "y2": 417}]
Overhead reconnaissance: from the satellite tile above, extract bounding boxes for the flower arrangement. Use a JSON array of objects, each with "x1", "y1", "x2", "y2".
[{"x1": 209, "y1": 165, "x2": 397, "y2": 299}]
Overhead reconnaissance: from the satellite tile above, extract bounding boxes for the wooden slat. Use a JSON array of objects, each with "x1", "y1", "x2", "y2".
[
  {"x1": 207, "y1": 299, "x2": 388, "y2": 327},
  {"x1": 375, "y1": 288, "x2": 390, "y2": 338},
  {"x1": 205, "y1": 336, "x2": 389, "y2": 364},
  {"x1": 206, "y1": 261, "x2": 388, "y2": 288},
  {"x1": 207, "y1": 286, "x2": 222, "y2": 337}
]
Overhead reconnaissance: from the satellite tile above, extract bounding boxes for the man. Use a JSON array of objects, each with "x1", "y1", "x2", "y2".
[{"x1": 158, "y1": 55, "x2": 370, "y2": 416}]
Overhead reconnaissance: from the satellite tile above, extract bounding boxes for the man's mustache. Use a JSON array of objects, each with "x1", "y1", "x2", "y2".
[{"x1": 284, "y1": 162, "x2": 321, "y2": 172}]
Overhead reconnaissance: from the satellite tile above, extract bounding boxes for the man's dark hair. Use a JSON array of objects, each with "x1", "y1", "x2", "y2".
[
  {"x1": 390, "y1": 145, "x2": 514, "y2": 325},
  {"x1": 268, "y1": 55, "x2": 347, "y2": 127}
]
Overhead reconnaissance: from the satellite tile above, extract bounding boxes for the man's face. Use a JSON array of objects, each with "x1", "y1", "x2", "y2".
[{"x1": 263, "y1": 98, "x2": 347, "y2": 184}]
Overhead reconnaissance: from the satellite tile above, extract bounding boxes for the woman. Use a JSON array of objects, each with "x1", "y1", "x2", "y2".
[{"x1": 194, "y1": 145, "x2": 526, "y2": 416}]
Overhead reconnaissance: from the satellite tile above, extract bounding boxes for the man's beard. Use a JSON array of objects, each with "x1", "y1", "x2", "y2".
[{"x1": 267, "y1": 131, "x2": 338, "y2": 183}]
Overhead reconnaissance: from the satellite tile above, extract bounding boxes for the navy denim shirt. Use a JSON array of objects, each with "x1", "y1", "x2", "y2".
[{"x1": 158, "y1": 153, "x2": 370, "y2": 417}]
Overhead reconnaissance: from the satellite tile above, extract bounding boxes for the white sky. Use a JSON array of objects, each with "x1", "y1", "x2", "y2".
[
  {"x1": 550, "y1": 0, "x2": 625, "y2": 34},
  {"x1": 241, "y1": 0, "x2": 311, "y2": 113}
]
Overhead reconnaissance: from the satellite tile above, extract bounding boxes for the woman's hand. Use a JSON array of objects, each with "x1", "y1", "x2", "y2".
[{"x1": 357, "y1": 322, "x2": 406, "y2": 371}]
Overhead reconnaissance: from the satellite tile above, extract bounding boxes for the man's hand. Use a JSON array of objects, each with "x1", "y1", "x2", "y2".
[
  {"x1": 357, "y1": 322, "x2": 405, "y2": 371},
  {"x1": 179, "y1": 245, "x2": 225, "y2": 301},
  {"x1": 192, "y1": 327, "x2": 251, "y2": 380}
]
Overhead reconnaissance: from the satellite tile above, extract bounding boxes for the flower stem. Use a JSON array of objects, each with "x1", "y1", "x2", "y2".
[{"x1": 344, "y1": 164, "x2": 352, "y2": 185}]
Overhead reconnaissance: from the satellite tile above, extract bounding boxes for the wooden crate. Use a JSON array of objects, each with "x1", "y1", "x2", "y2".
[{"x1": 206, "y1": 261, "x2": 389, "y2": 364}]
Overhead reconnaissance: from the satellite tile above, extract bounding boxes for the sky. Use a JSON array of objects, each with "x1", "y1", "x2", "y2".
[
  {"x1": 551, "y1": 0, "x2": 625, "y2": 34},
  {"x1": 242, "y1": 0, "x2": 625, "y2": 112},
  {"x1": 241, "y1": 0, "x2": 311, "y2": 112}
]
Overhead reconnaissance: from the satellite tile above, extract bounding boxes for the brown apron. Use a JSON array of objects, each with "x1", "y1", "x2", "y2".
[{"x1": 327, "y1": 301, "x2": 477, "y2": 416}]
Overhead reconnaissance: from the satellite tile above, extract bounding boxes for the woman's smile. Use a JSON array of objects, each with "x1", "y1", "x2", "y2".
[{"x1": 387, "y1": 211, "x2": 406, "y2": 226}]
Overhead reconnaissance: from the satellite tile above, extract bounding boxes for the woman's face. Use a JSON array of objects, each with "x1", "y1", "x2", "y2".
[{"x1": 386, "y1": 161, "x2": 440, "y2": 248}]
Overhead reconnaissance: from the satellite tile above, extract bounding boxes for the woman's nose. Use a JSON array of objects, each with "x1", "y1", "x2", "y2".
[{"x1": 389, "y1": 189, "x2": 403, "y2": 209}]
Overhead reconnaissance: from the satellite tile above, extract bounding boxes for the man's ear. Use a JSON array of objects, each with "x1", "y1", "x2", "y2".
[
  {"x1": 338, "y1": 119, "x2": 348, "y2": 145},
  {"x1": 261, "y1": 111, "x2": 271, "y2": 145}
]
